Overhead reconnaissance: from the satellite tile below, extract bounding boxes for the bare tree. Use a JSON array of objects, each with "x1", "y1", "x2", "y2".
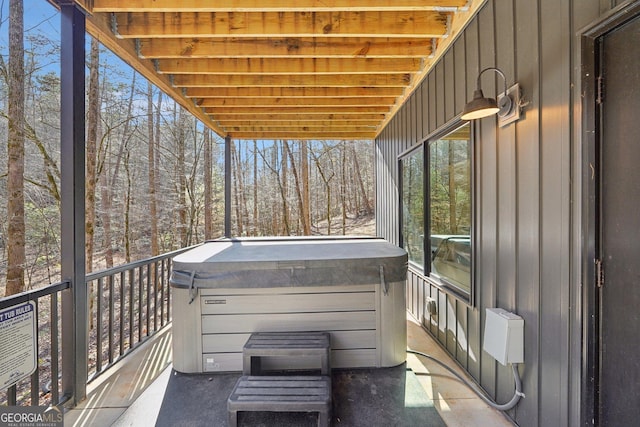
[
  {"x1": 252, "y1": 140, "x2": 258, "y2": 236},
  {"x1": 340, "y1": 142, "x2": 347, "y2": 234},
  {"x1": 123, "y1": 149, "x2": 132, "y2": 262},
  {"x1": 352, "y1": 143, "x2": 372, "y2": 215},
  {"x1": 309, "y1": 143, "x2": 336, "y2": 235},
  {"x1": 203, "y1": 128, "x2": 213, "y2": 239},
  {"x1": 85, "y1": 37, "x2": 99, "y2": 273},
  {"x1": 175, "y1": 105, "x2": 188, "y2": 246},
  {"x1": 231, "y1": 140, "x2": 244, "y2": 236},
  {"x1": 257, "y1": 143, "x2": 290, "y2": 235},
  {"x1": 147, "y1": 81, "x2": 159, "y2": 255},
  {"x1": 300, "y1": 141, "x2": 311, "y2": 234},
  {"x1": 281, "y1": 142, "x2": 289, "y2": 234},
  {"x1": 5, "y1": 0, "x2": 25, "y2": 296},
  {"x1": 284, "y1": 140, "x2": 310, "y2": 235}
]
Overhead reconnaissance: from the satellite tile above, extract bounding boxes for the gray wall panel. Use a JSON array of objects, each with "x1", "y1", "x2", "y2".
[
  {"x1": 477, "y1": 0, "x2": 498, "y2": 399},
  {"x1": 446, "y1": 296, "x2": 456, "y2": 355},
  {"x1": 464, "y1": 17, "x2": 482, "y2": 382},
  {"x1": 539, "y1": 0, "x2": 572, "y2": 425},
  {"x1": 455, "y1": 300, "x2": 468, "y2": 368},
  {"x1": 494, "y1": 0, "x2": 520, "y2": 408},
  {"x1": 435, "y1": 63, "x2": 445, "y2": 128},
  {"x1": 421, "y1": 79, "x2": 429, "y2": 140},
  {"x1": 444, "y1": 51, "x2": 456, "y2": 121},
  {"x1": 374, "y1": 0, "x2": 608, "y2": 425},
  {"x1": 428, "y1": 72, "x2": 437, "y2": 132},
  {"x1": 409, "y1": 93, "x2": 417, "y2": 146},
  {"x1": 454, "y1": 39, "x2": 467, "y2": 117},
  {"x1": 514, "y1": 0, "x2": 541, "y2": 424},
  {"x1": 415, "y1": 92, "x2": 421, "y2": 145}
]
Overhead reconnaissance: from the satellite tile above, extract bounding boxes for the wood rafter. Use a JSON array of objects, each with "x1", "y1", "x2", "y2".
[
  {"x1": 204, "y1": 106, "x2": 391, "y2": 114},
  {"x1": 138, "y1": 37, "x2": 434, "y2": 59},
  {"x1": 112, "y1": 11, "x2": 450, "y2": 39},
  {"x1": 92, "y1": 0, "x2": 469, "y2": 13},
  {"x1": 57, "y1": 0, "x2": 485, "y2": 140},
  {"x1": 171, "y1": 74, "x2": 411, "y2": 88},
  {"x1": 156, "y1": 58, "x2": 423, "y2": 75},
  {"x1": 213, "y1": 114, "x2": 386, "y2": 121},
  {"x1": 184, "y1": 87, "x2": 405, "y2": 99},
  {"x1": 197, "y1": 97, "x2": 397, "y2": 107}
]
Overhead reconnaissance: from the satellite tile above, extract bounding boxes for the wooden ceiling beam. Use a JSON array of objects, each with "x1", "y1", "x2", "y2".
[
  {"x1": 185, "y1": 87, "x2": 404, "y2": 98},
  {"x1": 172, "y1": 73, "x2": 410, "y2": 87},
  {"x1": 81, "y1": 9, "x2": 227, "y2": 138},
  {"x1": 223, "y1": 125, "x2": 377, "y2": 134},
  {"x1": 112, "y1": 11, "x2": 449, "y2": 39},
  {"x1": 226, "y1": 131, "x2": 376, "y2": 140},
  {"x1": 93, "y1": 0, "x2": 468, "y2": 13},
  {"x1": 217, "y1": 120, "x2": 380, "y2": 127},
  {"x1": 205, "y1": 106, "x2": 390, "y2": 114},
  {"x1": 213, "y1": 113, "x2": 386, "y2": 121},
  {"x1": 157, "y1": 58, "x2": 422, "y2": 75},
  {"x1": 68, "y1": 0, "x2": 484, "y2": 140},
  {"x1": 138, "y1": 37, "x2": 434, "y2": 59},
  {"x1": 198, "y1": 97, "x2": 396, "y2": 107}
]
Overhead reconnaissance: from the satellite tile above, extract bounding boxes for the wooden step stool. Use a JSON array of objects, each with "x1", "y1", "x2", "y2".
[
  {"x1": 242, "y1": 331, "x2": 331, "y2": 375},
  {"x1": 227, "y1": 375, "x2": 331, "y2": 427}
]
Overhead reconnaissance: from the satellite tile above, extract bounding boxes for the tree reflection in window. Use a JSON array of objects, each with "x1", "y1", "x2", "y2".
[
  {"x1": 429, "y1": 123, "x2": 471, "y2": 294},
  {"x1": 401, "y1": 147, "x2": 424, "y2": 267}
]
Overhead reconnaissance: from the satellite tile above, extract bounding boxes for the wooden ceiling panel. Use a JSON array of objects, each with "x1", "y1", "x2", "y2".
[
  {"x1": 61, "y1": 0, "x2": 485, "y2": 140},
  {"x1": 213, "y1": 114, "x2": 386, "y2": 122},
  {"x1": 171, "y1": 74, "x2": 411, "y2": 88},
  {"x1": 92, "y1": 0, "x2": 469, "y2": 13},
  {"x1": 184, "y1": 87, "x2": 405, "y2": 99},
  {"x1": 138, "y1": 37, "x2": 434, "y2": 59},
  {"x1": 156, "y1": 58, "x2": 423, "y2": 75},
  {"x1": 197, "y1": 97, "x2": 397, "y2": 107},
  {"x1": 113, "y1": 11, "x2": 450, "y2": 39}
]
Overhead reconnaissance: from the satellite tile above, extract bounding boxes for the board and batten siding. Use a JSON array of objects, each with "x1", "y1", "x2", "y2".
[{"x1": 374, "y1": 0, "x2": 624, "y2": 425}]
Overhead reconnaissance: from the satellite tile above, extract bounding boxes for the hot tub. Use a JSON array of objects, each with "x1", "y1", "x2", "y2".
[{"x1": 169, "y1": 237, "x2": 408, "y2": 373}]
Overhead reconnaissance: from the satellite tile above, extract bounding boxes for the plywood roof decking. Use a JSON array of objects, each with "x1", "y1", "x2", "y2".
[{"x1": 63, "y1": 0, "x2": 485, "y2": 140}]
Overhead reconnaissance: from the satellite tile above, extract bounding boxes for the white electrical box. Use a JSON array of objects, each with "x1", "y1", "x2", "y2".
[{"x1": 483, "y1": 308, "x2": 524, "y2": 365}]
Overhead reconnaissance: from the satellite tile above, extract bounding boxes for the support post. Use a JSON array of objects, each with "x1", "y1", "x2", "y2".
[
  {"x1": 60, "y1": 1, "x2": 87, "y2": 406},
  {"x1": 225, "y1": 135, "x2": 232, "y2": 238}
]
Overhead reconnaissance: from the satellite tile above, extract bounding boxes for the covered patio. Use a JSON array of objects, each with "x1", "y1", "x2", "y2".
[
  {"x1": 8, "y1": 0, "x2": 635, "y2": 425},
  {"x1": 1, "y1": 1, "x2": 514, "y2": 425},
  {"x1": 63, "y1": 316, "x2": 513, "y2": 427}
]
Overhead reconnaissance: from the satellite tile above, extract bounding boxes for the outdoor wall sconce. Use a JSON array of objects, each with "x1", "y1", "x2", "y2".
[{"x1": 461, "y1": 67, "x2": 522, "y2": 127}]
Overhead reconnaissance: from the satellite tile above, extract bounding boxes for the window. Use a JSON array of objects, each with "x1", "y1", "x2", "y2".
[
  {"x1": 400, "y1": 122, "x2": 473, "y2": 299},
  {"x1": 429, "y1": 123, "x2": 472, "y2": 295},
  {"x1": 400, "y1": 146, "x2": 424, "y2": 267}
]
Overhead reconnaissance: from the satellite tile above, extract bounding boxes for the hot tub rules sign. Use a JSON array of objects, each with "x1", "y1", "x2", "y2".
[{"x1": 0, "y1": 302, "x2": 37, "y2": 389}]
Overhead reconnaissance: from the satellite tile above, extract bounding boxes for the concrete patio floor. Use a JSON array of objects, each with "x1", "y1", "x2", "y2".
[{"x1": 64, "y1": 314, "x2": 515, "y2": 426}]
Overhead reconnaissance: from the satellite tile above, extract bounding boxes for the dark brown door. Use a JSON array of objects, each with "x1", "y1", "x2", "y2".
[{"x1": 598, "y1": 13, "x2": 640, "y2": 426}]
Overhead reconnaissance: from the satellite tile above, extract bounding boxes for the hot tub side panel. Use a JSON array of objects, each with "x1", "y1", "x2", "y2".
[
  {"x1": 171, "y1": 281, "x2": 406, "y2": 373},
  {"x1": 170, "y1": 238, "x2": 407, "y2": 373},
  {"x1": 172, "y1": 287, "x2": 203, "y2": 373}
]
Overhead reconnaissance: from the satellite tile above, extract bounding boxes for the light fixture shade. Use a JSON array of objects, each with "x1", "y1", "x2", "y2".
[{"x1": 461, "y1": 89, "x2": 500, "y2": 120}]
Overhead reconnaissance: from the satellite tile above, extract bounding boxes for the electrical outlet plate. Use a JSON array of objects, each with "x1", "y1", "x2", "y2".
[
  {"x1": 425, "y1": 297, "x2": 437, "y2": 316},
  {"x1": 422, "y1": 297, "x2": 438, "y2": 329},
  {"x1": 498, "y1": 83, "x2": 521, "y2": 128}
]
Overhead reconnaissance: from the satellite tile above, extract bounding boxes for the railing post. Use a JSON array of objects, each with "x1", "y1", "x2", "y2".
[
  {"x1": 60, "y1": 1, "x2": 87, "y2": 406},
  {"x1": 225, "y1": 135, "x2": 232, "y2": 238}
]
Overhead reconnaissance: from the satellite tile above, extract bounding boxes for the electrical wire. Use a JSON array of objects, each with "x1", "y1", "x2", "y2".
[{"x1": 407, "y1": 349, "x2": 525, "y2": 411}]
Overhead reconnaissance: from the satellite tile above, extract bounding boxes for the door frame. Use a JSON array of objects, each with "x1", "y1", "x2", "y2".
[{"x1": 580, "y1": 2, "x2": 640, "y2": 425}]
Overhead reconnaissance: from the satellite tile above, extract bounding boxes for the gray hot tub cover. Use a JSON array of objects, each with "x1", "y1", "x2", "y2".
[{"x1": 170, "y1": 237, "x2": 408, "y2": 294}]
